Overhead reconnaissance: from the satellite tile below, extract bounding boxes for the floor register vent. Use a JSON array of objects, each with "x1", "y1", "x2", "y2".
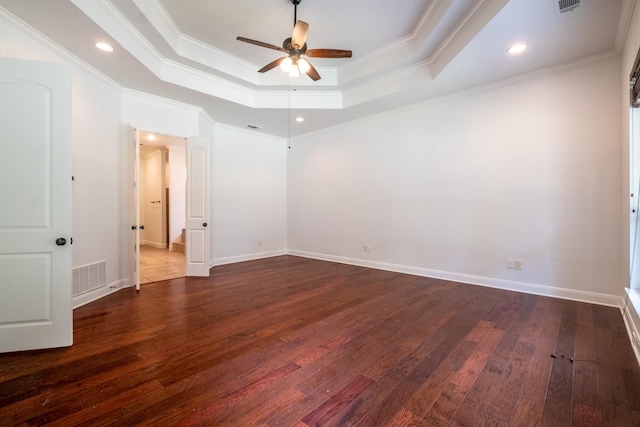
[
  {"x1": 555, "y1": 0, "x2": 581, "y2": 14},
  {"x1": 73, "y1": 261, "x2": 107, "y2": 296}
]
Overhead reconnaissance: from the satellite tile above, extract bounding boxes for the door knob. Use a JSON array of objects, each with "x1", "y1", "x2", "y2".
[
  {"x1": 131, "y1": 225, "x2": 137, "y2": 230},
  {"x1": 203, "y1": 223, "x2": 208, "y2": 227},
  {"x1": 140, "y1": 225, "x2": 145, "y2": 230},
  {"x1": 55, "y1": 238, "x2": 67, "y2": 246}
]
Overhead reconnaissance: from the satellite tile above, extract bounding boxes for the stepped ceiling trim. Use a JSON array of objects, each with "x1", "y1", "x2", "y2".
[
  {"x1": 0, "y1": 0, "x2": 630, "y2": 138},
  {"x1": 70, "y1": 0, "x2": 507, "y2": 109}
]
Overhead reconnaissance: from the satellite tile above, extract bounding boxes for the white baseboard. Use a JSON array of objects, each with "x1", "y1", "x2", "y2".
[
  {"x1": 622, "y1": 289, "x2": 640, "y2": 366},
  {"x1": 79, "y1": 249, "x2": 624, "y2": 310},
  {"x1": 141, "y1": 240, "x2": 167, "y2": 249},
  {"x1": 287, "y1": 250, "x2": 623, "y2": 308},
  {"x1": 211, "y1": 249, "x2": 288, "y2": 268},
  {"x1": 72, "y1": 278, "x2": 130, "y2": 309}
]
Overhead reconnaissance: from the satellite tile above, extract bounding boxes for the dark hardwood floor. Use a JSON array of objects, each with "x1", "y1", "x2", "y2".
[{"x1": 1, "y1": 255, "x2": 639, "y2": 426}]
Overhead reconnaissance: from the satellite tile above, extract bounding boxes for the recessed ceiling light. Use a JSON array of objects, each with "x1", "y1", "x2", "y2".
[
  {"x1": 95, "y1": 42, "x2": 114, "y2": 52},
  {"x1": 147, "y1": 134, "x2": 156, "y2": 141},
  {"x1": 295, "y1": 117, "x2": 304, "y2": 122},
  {"x1": 508, "y1": 43, "x2": 527, "y2": 55}
]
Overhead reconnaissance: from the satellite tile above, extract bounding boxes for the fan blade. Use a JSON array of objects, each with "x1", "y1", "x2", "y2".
[
  {"x1": 236, "y1": 36, "x2": 285, "y2": 52},
  {"x1": 258, "y1": 57, "x2": 287, "y2": 73},
  {"x1": 305, "y1": 60, "x2": 321, "y2": 81},
  {"x1": 305, "y1": 49, "x2": 352, "y2": 58},
  {"x1": 291, "y1": 20, "x2": 309, "y2": 50}
]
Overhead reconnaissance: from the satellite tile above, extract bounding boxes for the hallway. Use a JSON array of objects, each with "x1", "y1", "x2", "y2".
[{"x1": 140, "y1": 245, "x2": 185, "y2": 284}]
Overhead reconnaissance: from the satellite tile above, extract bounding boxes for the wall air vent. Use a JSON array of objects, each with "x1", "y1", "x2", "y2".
[
  {"x1": 73, "y1": 261, "x2": 106, "y2": 296},
  {"x1": 555, "y1": 0, "x2": 581, "y2": 14}
]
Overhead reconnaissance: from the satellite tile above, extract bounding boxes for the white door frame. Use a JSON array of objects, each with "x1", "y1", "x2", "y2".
[
  {"x1": 134, "y1": 127, "x2": 141, "y2": 290},
  {"x1": 130, "y1": 130, "x2": 210, "y2": 285}
]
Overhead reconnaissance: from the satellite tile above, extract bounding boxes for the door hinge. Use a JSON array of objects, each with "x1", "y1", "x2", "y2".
[
  {"x1": 72, "y1": 176, "x2": 75, "y2": 181},
  {"x1": 70, "y1": 237, "x2": 73, "y2": 245}
]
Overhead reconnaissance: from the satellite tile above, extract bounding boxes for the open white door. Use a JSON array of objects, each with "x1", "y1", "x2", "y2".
[
  {"x1": 133, "y1": 127, "x2": 141, "y2": 290},
  {"x1": 0, "y1": 58, "x2": 72, "y2": 352},
  {"x1": 186, "y1": 137, "x2": 210, "y2": 277}
]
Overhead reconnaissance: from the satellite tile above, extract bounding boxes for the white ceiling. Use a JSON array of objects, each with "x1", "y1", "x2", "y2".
[{"x1": 0, "y1": 0, "x2": 633, "y2": 138}]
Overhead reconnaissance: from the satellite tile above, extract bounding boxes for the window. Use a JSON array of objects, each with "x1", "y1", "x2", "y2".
[{"x1": 632, "y1": 46, "x2": 640, "y2": 108}]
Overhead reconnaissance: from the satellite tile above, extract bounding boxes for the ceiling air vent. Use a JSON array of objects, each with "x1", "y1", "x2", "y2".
[{"x1": 555, "y1": 0, "x2": 581, "y2": 14}]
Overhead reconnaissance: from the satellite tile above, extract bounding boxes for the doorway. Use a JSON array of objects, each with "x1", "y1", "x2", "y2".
[{"x1": 137, "y1": 131, "x2": 186, "y2": 284}]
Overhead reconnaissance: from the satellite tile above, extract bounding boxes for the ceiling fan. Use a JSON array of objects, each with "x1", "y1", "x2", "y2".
[{"x1": 236, "y1": 0, "x2": 352, "y2": 81}]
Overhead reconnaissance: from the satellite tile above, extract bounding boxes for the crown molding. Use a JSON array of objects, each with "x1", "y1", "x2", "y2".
[
  {"x1": 412, "y1": 0, "x2": 456, "y2": 50},
  {"x1": 615, "y1": 0, "x2": 638, "y2": 54},
  {"x1": 427, "y1": 0, "x2": 510, "y2": 78},
  {"x1": 65, "y1": 0, "x2": 528, "y2": 112},
  {"x1": 122, "y1": 87, "x2": 204, "y2": 113}
]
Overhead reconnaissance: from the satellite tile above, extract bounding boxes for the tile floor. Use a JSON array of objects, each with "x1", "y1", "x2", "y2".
[{"x1": 139, "y1": 245, "x2": 185, "y2": 284}]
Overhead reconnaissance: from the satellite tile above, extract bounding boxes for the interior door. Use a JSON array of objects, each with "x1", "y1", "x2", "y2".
[
  {"x1": 141, "y1": 149, "x2": 166, "y2": 248},
  {"x1": 631, "y1": 107, "x2": 640, "y2": 289},
  {"x1": 186, "y1": 137, "x2": 210, "y2": 276},
  {"x1": 133, "y1": 127, "x2": 141, "y2": 291},
  {"x1": 0, "y1": 58, "x2": 72, "y2": 352}
]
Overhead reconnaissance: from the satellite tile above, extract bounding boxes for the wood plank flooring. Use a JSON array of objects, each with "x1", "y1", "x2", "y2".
[{"x1": 1, "y1": 255, "x2": 639, "y2": 426}]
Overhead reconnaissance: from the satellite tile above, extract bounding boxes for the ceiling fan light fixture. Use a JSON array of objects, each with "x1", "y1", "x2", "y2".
[
  {"x1": 236, "y1": 0, "x2": 351, "y2": 81},
  {"x1": 289, "y1": 63, "x2": 300, "y2": 78},
  {"x1": 280, "y1": 56, "x2": 293, "y2": 72},
  {"x1": 297, "y1": 58, "x2": 310, "y2": 73}
]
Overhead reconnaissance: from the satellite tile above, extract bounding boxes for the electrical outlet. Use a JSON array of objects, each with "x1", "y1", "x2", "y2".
[
  {"x1": 363, "y1": 244, "x2": 371, "y2": 252},
  {"x1": 506, "y1": 259, "x2": 514, "y2": 269},
  {"x1": 514, "y1": 260, "x2": 523, "y2": 270}
]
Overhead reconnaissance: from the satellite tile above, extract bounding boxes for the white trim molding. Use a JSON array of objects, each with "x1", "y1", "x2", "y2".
[
  {"x1": 287, "y1": 249, "x2": 623, "y2": 308},
  {"x1": 73, "y1": 279, "x2": 130, "y2": 309},
  {"x1": 623, "y1": 289, "x2": 640, "y2": 366},
  {"x1": 211, "y1": 250, "x2": 288, "y2": 268}
]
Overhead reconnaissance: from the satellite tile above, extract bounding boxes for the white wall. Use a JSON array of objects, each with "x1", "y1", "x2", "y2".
[
  {"x1": 121, "y1": 91, "x2": 201, "y2": 139},
  {"x1": 289, "y1": 56, "x2": 623, "y2": 305},
  {"x1": 212, "y1": 124, "x2": 288, "y2": 265},
  {"x1": 121, "y1": 93, "x2": 289, "y2": 268},
  {"x1": 71, "y1": 69, "x2": 124, "y2": 286}
]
